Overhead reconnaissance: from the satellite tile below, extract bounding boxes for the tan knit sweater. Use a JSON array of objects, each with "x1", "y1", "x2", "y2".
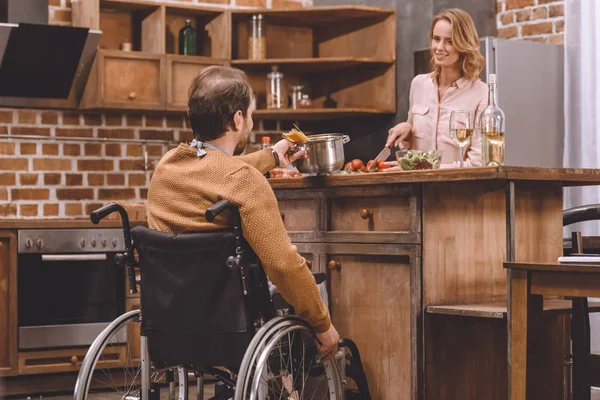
[{"x1": 147, "y1": 144, "x2": 331, "y2": 333}]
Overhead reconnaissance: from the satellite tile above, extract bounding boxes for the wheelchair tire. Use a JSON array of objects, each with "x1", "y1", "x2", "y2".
[
  {"x1": 234, "y1": 316, "x2": 344, "y2": 400},
  {"x1": 73, "y1": 309, "x2": 189, "y2": 400}
]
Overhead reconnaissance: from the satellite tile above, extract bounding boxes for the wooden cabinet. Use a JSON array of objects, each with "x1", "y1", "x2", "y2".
[
  {"x1": 166, "y1": 55, "x2": 227, "y2": 112},
  {"x1": 326, "y1": 244, "x2": 419, "y2": 400},
  {"x1": 82, "y1": 50, "x2": 165, "y2": 111},
  {"x1": 281, "y1": 185, "x2": 421, "y2": 399},
  {"x1": 73, "y1": 1, "x2": 396, "y2": 120},
  {"x1": 0, "y1": 231, "x2": 17, "y2": 377}
]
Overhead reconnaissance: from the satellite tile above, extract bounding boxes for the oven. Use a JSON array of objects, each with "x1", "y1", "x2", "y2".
[{"x1": 17, "y1": 228, "x2": 126, "y2": 350}]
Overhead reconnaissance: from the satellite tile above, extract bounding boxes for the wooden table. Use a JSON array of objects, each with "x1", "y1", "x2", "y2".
[{"x1": 504, "y1": 261, "x2": 600, "y2": 400}]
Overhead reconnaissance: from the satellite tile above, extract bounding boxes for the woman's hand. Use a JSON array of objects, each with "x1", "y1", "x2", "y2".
[
  {"x1": 386, "y1": 122, "x2": 413, "y2": 148},
  {"x1": 271, "y1": 139, "x2": 307, "y2": 168},
  {"x1": 380, "y1": 161, "x2": 402, "y2": 172}
]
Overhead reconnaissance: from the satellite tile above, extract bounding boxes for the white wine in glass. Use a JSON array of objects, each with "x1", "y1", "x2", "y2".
[{"x1": 449, "y1": 110, "x2": 473, "y2": 168}]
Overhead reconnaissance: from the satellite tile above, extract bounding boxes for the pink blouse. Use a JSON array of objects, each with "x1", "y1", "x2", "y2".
[{"x1": 406, "y1": 73, "x2": 488, "y2": 168}]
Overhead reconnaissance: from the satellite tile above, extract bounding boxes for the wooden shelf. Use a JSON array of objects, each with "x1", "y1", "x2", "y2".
[
  {"x1": 426, "y1": 299, "x2": 600, "y2": 319},
  {"x1": 253, "y1": 108, "x2": 394, "y2": 120},
  {"x1": 231, "y1": 57, "x2": 394, "y2": 74},
  {"x1": 100, "y1": 0, "x2": 161, "y2": 11},
  {"x1": 231, "y1": 6, "x2": 394, "y2": 26}
]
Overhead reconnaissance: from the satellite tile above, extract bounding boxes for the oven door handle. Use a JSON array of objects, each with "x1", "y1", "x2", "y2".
[{"x1": 41, "y1": 254, "x2": 108, "y2": 262}]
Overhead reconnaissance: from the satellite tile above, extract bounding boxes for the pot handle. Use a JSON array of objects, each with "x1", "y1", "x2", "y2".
[{"x1": 342, "y1": 135, "x2": 350, "y2": 144}]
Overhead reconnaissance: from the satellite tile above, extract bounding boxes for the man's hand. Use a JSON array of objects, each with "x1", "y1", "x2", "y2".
[
  {"x1": 271, "y1": 139, "x2": 307, "y2": 168},
  {"x1": 315, "y1": 324, "x2": 340, "y2": 362},
  {"x1": 386, "y1": 122, "x2": 413, "y2": 149}
]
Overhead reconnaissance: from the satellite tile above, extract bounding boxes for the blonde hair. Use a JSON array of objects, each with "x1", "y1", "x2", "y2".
[{"x1": 429, "y1": 8, "x2": 485, "y2": 81}]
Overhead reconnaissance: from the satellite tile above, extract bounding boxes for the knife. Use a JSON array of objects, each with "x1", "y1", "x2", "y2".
[{"x1": 368, "y1": 147, "x2": 391, "y2": 171}]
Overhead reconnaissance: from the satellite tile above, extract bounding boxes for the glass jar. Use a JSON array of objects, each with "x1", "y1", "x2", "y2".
[
  {"x1": 266, "y1": 65, "x2": 287, "y2": 109},
  {"x1": 179, "y1": 19, "x2": 196, "y2": 56},
  {"x1": 298, "y1": 94, "x2": 312, "y2": 109},
  {"x1": 290, "y1": 85, "x2": 304, "y2": 110},
  {"x1": 248, "y1": 14, "x2": 266, "y2": 60}
]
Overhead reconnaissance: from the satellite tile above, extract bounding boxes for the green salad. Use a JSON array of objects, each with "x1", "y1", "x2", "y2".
[{"x1": 398, "y1": 150, "x2": 441, "y2": 170}]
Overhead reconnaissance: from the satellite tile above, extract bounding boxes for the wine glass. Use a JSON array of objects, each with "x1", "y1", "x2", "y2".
[{"x1": 449, "y1": 110, "x2": 473, "y2": 168}]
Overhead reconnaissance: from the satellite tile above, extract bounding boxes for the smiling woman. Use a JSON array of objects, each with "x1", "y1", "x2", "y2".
[{"x1": 384, "y1": 8, "x2": 488, "y2": 169}]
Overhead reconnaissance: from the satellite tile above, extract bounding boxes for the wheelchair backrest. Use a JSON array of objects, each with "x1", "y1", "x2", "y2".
[{"x1": 131, "y1": 225, "x2": 256, "y2": 367}]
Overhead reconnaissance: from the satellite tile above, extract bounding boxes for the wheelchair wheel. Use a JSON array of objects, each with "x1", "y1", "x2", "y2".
[
  {"x1": 235, "y1": 316, "x2": 344, "y2": 400},
  {"x1": 74, "y1": 309, "x2": 188, "y2": 400}
]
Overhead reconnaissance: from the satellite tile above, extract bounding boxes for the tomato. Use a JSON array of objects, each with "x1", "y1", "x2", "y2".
[
  {"x1": 344, "y1": 162, "x2": 353, "y2": 171},
  {"x1": 377, "y1": 159, "x2": 386, "y2": 167},
  {"x1": 351, "y1": 159, "x2": 364, "y2": 171},
  {"x1": 378, "y1": 163, "x2": 390, "y2": 171},
  {"x1": 360, "y1": 166, "x2": 368, "y2": 173},
  {"x1": 366, "y1": 160, "x2": 377, "y2": 171}
]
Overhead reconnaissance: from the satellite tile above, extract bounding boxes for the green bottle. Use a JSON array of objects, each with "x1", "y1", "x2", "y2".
[{"x1": 179, "y1": 19, "x2": 196, "y2": 56}]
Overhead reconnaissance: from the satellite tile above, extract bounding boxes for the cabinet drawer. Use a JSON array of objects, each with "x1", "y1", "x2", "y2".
[
  {"x1": 18, "y1": 346, "x2": 124, "y2": 375},
  {"x1": 325, "y1": 186, "x2": 420, "y2": 243},
  {"x1": 101, "y1": 52, "x2": 164, "y2": 109},
  {"x1": 167, "y1": 55, "x2": 227, "y2": 111},
  {"x1": 278, "y1": 198, "x2": 319, "y2": 235}
]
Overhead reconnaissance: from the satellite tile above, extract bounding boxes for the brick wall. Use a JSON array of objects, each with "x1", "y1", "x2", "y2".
[
  {"x1": 496, "y1": 0, "x2": 565, "y2": 44},
  {"x1": 0, "y1": 0, "x2": 311, "y2": 219}
]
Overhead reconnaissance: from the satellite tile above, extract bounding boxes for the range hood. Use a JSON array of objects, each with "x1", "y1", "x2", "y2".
[{"x1": 0, "y1": 22, "x2": 101, "y2": 109}]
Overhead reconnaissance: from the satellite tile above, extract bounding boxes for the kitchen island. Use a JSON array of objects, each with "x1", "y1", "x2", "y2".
[{"x1": 269, "y1": 166, "x2": 600, "y2": 399}]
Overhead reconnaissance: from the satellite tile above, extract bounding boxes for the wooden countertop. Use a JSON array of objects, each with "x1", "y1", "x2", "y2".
[
  {"x1": 268, "y1": 166, "x2": 600, "y2": 189},
  {"x1": 0, "y1": 219, "x2": 147, "y2": 229}
]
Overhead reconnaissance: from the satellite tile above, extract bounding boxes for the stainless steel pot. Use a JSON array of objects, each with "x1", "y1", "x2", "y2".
[{"x1": 293, "y1": 133, "x2": 350, "y2": 174}]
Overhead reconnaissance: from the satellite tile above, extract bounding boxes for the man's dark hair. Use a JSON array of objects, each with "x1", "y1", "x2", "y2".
[{"x1": 187, "y1": 66, "x2": 254, "y2": 142}]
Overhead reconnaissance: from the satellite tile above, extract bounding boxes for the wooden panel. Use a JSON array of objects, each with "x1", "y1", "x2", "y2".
[
  {"x1": 531, "y1": 271, "x2": 600, "y2": 297},
  {"x1": 514, "y1": 181, "x2": 563, "y2": 264},
  {"x1": 316, "y1": 14, "x2": 395, "y2": 59},
  {"x1": 141, "y1": 5, "x2": 165, "y2": 54},
  {"x1": 0, "y1": 231, "x2": 17, "y2": 377},
  {"x1": 422, "y1": 180, "x2": 507, "y2": 305},
  {"x1": 231, "y1": 6, "x2": 394, "y2": 26},
  {"x1": 425, "y1": 315, "x2": 507, "y2": 399},
  {"x1": 126, "y1": 298, "x2": 141, "y2": 362},
  {"x1": 102, "y1": 52, "x2": 164, "y2": 109},
  {"x1": 167, "y1": 56, "x2": 225, "y2": 110},
  {"x1": 278, "y1": 198, "x2": 319, "y2": 233},
  {"x1": 310, "y1": 63, "x2": 395, "y2": 112},
  {"x1": 206, "y1": 11, "x2": 231, "y2": 60},
  {"x1": 17, "y1": 346, "x2": 123, "y2": 375},
  {"x1": 99, "y1": 8, "x2": 134, "y2": 50},
  {"x1": 234, "y1": 20, "x2": 313, "y2": 60},
  {"x1": 72, "y1": 0, "x2": 100, "y2": 29},
  {"x1": 328, "y1": 245, "x2": 418, "y2": 400},
  {"x1": 426, "y1": 299, "x2": 600, "y2": 319}
]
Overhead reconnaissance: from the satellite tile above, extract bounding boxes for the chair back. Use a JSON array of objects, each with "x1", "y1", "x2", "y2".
[{"x1": 131, "y1": 225, "x2": 254, "y2": 368}]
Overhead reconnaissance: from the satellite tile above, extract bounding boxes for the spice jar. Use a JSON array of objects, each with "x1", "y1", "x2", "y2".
[
  {"x1": 290, "y1": 85, "x2": 304, "y2": 110},
  {"x1": 266, "y1": 65, "x2": 287, "y2": 109},
  {"x1": 298, "y1": 94, "x2": 312, "y2": 109},
  {"x1": 248, "y1": 14, "x2": 266, "y2": 60}
]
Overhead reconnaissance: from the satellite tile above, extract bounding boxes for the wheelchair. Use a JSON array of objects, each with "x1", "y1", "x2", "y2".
[{"x1": 73, "y1": 200, "x2": 371, "y2": 400}]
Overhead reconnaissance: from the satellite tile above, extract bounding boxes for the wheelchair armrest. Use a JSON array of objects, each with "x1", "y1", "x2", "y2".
[{"x1": 313, "y1": 272, "x2": 327, "y2": 285}]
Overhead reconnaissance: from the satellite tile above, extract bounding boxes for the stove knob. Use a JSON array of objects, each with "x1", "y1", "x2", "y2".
[
  {"x1": 112, "y1": 238, "x2": 118, "y2": 248},
  {"x1": 91, "y1": 239, "x2": 96, "y2": 248},
  {"x1": 101, "y1": 239, "x2": 107, "y2": 248},
  {"x1": 24, "y1": 239, "x2": 32, "y2": 249},
  {"x1": 35, "y1": 239, "x2": 44, "y2": 250},
  {"x1": 80, "y1": 239, "x2": 86, "y2": 248}
]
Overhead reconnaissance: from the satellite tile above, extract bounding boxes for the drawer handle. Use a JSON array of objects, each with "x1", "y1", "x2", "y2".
[
  {"x1": 280, "y1": 212, "x2": 285, "y2": 222},
  {"x1": 128, "y1": 92, "x2": 137, "y2": 100},
  {"x1": 327, "y1": 260, "x2": 341, "y2": 271},
  {"x1": 70, "y1": 355, "x2": 79, "y2": 365},
  {"x1": 360, "y1": 209, "x2": 373, "y2": 220}
]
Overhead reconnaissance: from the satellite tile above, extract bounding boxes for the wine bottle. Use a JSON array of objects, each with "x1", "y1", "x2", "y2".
[
  {"x1": 479, "y1": 73, "x2": 506, "y2": 166},
  {"x1": 179, "y1": 19, "x2": 196, "y2": 56}
]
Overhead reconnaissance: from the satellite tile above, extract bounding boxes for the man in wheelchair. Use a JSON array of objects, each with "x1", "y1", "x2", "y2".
[
  {"x1": 76, "y1": 66, "x2": 371, "y2": 400},
  {"x1": 146, "y1": 65, "x2": 340, "y2": 359}
]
